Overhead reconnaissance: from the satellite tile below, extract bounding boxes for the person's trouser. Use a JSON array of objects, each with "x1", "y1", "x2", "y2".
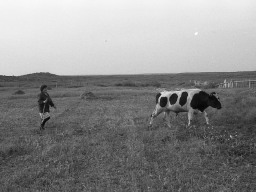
[
  {"x1": 41, "y1": 117, "x2": 50, "y2": 127},
  {"x1": 39, "y1": 112, "x2": 51, "y2": 128}
]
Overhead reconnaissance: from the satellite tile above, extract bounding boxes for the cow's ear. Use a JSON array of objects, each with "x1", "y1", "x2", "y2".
[{"x1": 210, "y1": 92, "x2": 216, "y2": 96}]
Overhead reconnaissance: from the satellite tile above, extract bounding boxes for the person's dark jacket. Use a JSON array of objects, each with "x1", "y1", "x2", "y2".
[{"x1": 38, "y1": 92, "x2": 55, "y2": 113}]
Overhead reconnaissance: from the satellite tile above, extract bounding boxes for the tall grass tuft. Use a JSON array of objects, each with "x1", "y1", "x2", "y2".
[{"x1": 213, "y1": 95, "x2": 256, "y2": 125}]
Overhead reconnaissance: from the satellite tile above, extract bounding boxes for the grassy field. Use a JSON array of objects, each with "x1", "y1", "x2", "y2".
[{"x1": 0, "y1": 81, "x2": 256, "y2": 191}]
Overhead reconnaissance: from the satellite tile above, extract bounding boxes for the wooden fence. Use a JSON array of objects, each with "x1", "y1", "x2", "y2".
[{"x1": 219, "y1": 80, "x2": 256, "y2": 89}]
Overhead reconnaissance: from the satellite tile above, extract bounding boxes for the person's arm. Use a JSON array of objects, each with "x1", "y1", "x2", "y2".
[{"x1": 48, "y1": 96, "x2": 56, "y2": 108}]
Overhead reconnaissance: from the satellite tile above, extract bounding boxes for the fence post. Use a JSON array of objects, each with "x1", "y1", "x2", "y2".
[{"x1": 249, "y1": 80, "x2": 251, "y2": 88}]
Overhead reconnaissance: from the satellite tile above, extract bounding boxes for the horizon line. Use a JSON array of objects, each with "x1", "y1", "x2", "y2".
[{"x1": 1, "y1": 70, "x2": 256, "y2": 77}]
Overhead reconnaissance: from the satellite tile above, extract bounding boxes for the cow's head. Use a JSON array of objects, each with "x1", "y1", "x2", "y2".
[{"x1": 208, "y1": 92, "x2": 222, "y2": 109}]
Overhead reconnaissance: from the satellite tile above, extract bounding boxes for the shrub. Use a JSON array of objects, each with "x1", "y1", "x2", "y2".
[
  {"x1": 67, "y1": 85, "x2": 83, "y2": 88},
  {"x1": 203, "y1": 82, "x2": 219, "y2": 89},
  {"x1": 96, "y1": 84, "x2": 108, "y2": 87},
  {"x1": 115, "y1": 81, "x2": 161, "y2": 87},
  {"x1": 148, "y1": 81, "x2": 161, "y2": 88},
  {"x1": 194, "y1": 82, "x2": 218, "y2": 89},
  {"x1": 13, "y1": 90, "x2": 25, "y2": 95},
  {"x1": 80, "y1": 91, "x2": 97, "y2": 100},
  {"x1": 115, "y1": 81, "x2": 137, "y2": 87}
]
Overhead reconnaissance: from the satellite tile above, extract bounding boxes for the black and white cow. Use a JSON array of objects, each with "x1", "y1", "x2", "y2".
[{"x1": 149, "y1": 89, "x2": 222, "y2": 127}]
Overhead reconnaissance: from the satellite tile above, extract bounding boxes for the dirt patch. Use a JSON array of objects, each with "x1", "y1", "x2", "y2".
[{"x1": 0, "y1": 146, "x2": 28, "y2": 160}]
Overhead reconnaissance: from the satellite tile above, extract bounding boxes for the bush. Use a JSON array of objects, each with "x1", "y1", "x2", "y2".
[
  {"x1": 203, "y1": 82, "x2": 219, "y2": 89},
  {"x1": 80, "y1": 91, "x2": 97, "y2": 100},
  {"x1": 194, "y1": 82, "x2": 218, "y2": 89},
  {"x1": 67, "y1": 85, "x2": 83, "y2": 88},
  {"x1": 13, "y1": 90, "x2": 25, "y2": 95},
  {"x1": 114, "y1": 81, "x2": 161, "y2": 88},
  {"x1": 148, "y1": 81, "x2": 161, "y2": 88},
  {"x1": 96, "y1": 84, "x2": 108, "y2": 87},
  {"x1": 115, "y1": 81, "x2": 137, "y2": 87}
]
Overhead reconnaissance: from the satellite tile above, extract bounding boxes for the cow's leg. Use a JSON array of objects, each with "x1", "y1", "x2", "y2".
[
  {"x1": 149, "y1": 106, "x2": 164, "y2": 127},
  {"x1": 187, "y1": 110, "x2": 194, "y2": 127},
  {"x1": 165, "y1": 111, "x2": 171, "y2": 128},
  {"x1": 203, "y1": 111, "x2": 209, "y2": 125},
  {"x1": 163, "y1": 112, "x2": 167, "y2": 121}
]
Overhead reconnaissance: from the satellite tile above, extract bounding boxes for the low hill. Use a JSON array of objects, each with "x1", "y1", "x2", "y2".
[
  {"x1": 20, "y1": 72, "x2": 58, "y2": 80},
  {"x1": 0, "y1": 75, "x2": 20, "y2": 82},
  {"x1": 0, "y1": 72, "x2": 59, "y2": 82}
]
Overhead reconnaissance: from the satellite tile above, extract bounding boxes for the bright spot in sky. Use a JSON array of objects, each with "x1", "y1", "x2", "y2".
[{"x1": 194, "y1": 32, "x2": 199, "y2": 36}]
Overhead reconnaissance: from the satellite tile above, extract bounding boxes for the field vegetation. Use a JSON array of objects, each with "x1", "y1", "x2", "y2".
[
  {"x1": 0, "y1": 72, "x2": 256, "y2": 191},
  {"x1": 2, "y1": 71, "x2": 256, "y2": 89}
]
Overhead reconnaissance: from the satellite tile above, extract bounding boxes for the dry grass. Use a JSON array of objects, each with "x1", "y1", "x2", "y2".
[{"x1": 0, "y1": 86, "x2": 256, "y2": 191}]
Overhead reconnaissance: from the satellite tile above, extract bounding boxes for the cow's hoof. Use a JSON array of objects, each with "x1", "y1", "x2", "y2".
[
  {"x1": 187, "y1": 125, "x2": 194, "y2": 129},
  {"x1": 207, "y1": 124, "x2": 214, "y2": 129}
]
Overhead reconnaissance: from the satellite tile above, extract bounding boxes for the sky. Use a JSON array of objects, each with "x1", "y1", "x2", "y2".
[{"x1": 0, "y1": 0, "x2": 256, "y2": 76}]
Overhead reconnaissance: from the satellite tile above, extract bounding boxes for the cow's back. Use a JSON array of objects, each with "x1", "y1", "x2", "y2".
[{"x1": 158, "y1": 89, "x2": 201, "y2": 112}]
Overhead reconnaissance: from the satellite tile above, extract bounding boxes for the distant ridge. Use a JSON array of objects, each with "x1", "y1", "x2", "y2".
[
  {"x1": 1, "y1": 71, "x2": 256, "y2": 83},
  {"x1": 20, "y1": 72, "x2": 58, "y2": 78},
  {"x1": 2, "y1": 71, "x2": 256, "y2": 77},
  {"x1": 0, "y1": 72, "x2": 59, "y2": 82},
  {"x1": 0, "y1": 75, "x2": 20, "y2": 82},
  {"x1": 18, "y1": 72, "x2": 59, "y2": 81}
]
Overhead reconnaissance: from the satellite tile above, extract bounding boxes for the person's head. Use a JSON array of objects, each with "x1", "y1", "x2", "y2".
[{"x1": 40, "y1": 84, "x2": 48, "y2": 93}]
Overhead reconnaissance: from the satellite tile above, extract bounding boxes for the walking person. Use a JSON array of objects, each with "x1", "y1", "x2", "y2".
[{"x1": 38, "y1": 84, "x2": 56, "y2": 130}]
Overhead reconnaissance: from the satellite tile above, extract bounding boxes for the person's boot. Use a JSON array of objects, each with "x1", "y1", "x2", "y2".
[{"x1": 40, "y1": 121, "x2": 45, "y2": 130}]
